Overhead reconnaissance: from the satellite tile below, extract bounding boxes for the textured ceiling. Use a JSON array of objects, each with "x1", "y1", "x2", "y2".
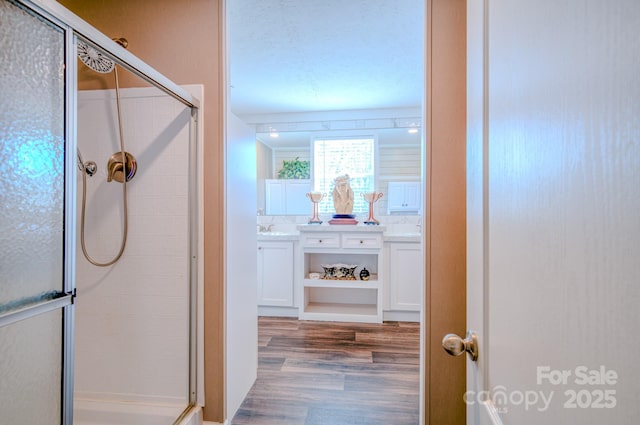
[{"x1": 228, "y1": 0, "x2": 425, "y2": 119}]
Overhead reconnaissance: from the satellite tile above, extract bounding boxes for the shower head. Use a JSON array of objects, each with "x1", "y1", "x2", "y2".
[
  {"x1": 77, "y1": 37, "x2": 128, "y2": 73},
  {"x1": 77, "y1": 40, "x2": 115, "y2": 73}
]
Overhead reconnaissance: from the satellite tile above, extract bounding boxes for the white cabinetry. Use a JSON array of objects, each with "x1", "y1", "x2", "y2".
[
  {"x1": 257, "y1": 241, "x2": 294, "y2": 307},
  {"x1": 298, "y1": 226, "x2": 384, "y2": 323},
  {"x1": 265, "y1": 179, "x2": 310, "y2": 215},
  {"x1": 386, "y1": 242, "x2": 422, "y2": 313},
  {"x1": 387, "y1": 181, "x2": 421, "y2": 213}
]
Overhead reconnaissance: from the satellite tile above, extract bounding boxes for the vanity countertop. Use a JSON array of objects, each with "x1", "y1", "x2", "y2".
[
  {"x1": 256, "y1": 231, "x2": 300, "y2": 241},
  {"x1": 257, "y1": 224, "x2": 421, "y2": 242},
  {"x1": 382, "y1": 232, "x2": 421, "y2": 243},
  {"x1": 296, "y1": 224, "x2": 386, "y2": 232}
]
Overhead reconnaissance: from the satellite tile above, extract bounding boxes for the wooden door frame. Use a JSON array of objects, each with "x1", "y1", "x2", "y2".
[
  {"x1": 423, "y1": 0, "x2": 467, "y2": 423},
  {"x1": 212, "y1": 0, "x2": 468, "y2": 422}
]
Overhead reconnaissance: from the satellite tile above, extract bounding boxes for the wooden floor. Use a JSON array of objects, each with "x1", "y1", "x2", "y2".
[{"x1": 231, "y1": 317, "x2": 421, "y2": 425}]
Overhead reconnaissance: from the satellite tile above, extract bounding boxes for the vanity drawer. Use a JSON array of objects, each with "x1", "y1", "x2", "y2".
[
  {"x1": 301, "y1": 233, "x2": 340, "y2": 248},
  {"x1": 342, "y1": 233, "x2": 383, "y2": 249}
]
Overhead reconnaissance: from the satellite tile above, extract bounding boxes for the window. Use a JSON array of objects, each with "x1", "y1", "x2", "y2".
[{"x1": 313, "y1": 137, "x2": 375, "y2": 214}]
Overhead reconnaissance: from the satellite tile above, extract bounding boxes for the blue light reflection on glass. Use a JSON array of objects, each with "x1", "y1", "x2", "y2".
[
  {"x1": 0, "y1": 0, "x2": 65, "y2": 310},
  {"x1": 1, "y1": 129, "x2": 64, "y2": 210}
]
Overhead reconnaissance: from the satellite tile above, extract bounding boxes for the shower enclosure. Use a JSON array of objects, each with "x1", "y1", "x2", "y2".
[{"x1": 0, "y1": 1, "x2": 202, "y2": 424}]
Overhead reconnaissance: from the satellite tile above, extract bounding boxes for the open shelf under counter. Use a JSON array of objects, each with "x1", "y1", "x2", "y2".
[
  {"x1": 302, "y1": 276, "x2": 380, "y2": 289},
  {"x1": 301, "y1": 302, "x2": 380, "y2": 323},
  {"x1": 297, "y1": 225, "x2": 384, "y2": 323}
]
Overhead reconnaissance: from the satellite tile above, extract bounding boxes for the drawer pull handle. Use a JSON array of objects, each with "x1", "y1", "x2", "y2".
[
  {"x1": 360, "y1": 240, "x2": 364, "y2": 244},
  {"x1": 319, "y1": 239, "x2": 322, "y2": 243}
]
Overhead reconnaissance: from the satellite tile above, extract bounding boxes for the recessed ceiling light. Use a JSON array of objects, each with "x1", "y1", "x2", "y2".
[
  {"x1": 408, "y1": 128, "x2": 419, "y2": 134},
  {"x1": 270, "y1": 132, "x2": 279, "y2": 138}
]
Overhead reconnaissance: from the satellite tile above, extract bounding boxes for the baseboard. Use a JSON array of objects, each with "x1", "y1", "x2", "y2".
[
  {"x1": 258, "y1": 306, "x2": 299, "y2": 317},
  {"x1": 383, "y1": 310, "x2": 420, "y2": 322}
]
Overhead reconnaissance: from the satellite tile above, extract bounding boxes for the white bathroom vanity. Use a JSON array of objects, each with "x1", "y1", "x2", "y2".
[{"x1": 257, "y1": 221, "x2": 422, "y2": 323}]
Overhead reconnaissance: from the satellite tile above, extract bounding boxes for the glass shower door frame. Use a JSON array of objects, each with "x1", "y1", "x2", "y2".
[
  {"x1": 0, "y1": 1, "x2": 75, "y2": 423},
  {"x1": 4, "y1": 1, "x2": 202, "y2": 423}
]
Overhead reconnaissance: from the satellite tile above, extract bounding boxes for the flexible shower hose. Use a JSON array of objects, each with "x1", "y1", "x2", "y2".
[{"x1": 79, "y1": 65, "x2": 129, "y2": 267}]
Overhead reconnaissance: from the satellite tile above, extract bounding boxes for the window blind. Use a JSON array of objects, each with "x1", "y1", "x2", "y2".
[{"x1": 313, "y1": 137, "x2": 375, "y2": 214}]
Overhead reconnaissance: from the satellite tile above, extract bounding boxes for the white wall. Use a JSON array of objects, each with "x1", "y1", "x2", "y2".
[
  {"x1": 75, "y1": 87, "x2": 192, "y2": 406},
  {"x1": 225, "y1": 112, "x2": 258, "y2": 419}
]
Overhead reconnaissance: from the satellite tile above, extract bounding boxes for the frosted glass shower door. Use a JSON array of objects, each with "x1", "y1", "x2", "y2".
[{"x1": 0, "y1": 1, "x2": 71, "y2": 424}]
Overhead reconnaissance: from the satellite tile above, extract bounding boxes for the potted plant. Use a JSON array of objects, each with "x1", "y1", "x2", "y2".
[{"x1": 277, "y1": 157, "x2": 310, "y2": 179}]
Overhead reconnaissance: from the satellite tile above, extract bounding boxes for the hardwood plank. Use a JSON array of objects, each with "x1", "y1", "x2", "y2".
[
  {"x1": 372, "y1": 351, "x2": 420, "y2": 365},
  {"x1": 305, "y1": 406, "x2": 419, "y2": 425},
  {"x1": 231, "y1": 317, "x2": 420, "y2": 425},
  {"x1": 261, "y1": 347, "x2": 374, "y2": 364},
  {"x1": 255, "y1": 371, "x2": 346, "y2": 391}
]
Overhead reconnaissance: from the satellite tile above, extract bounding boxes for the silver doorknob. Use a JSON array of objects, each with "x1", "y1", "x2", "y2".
[{"x1": 442, "y1": 331, "x2": 478, "y2": 361}]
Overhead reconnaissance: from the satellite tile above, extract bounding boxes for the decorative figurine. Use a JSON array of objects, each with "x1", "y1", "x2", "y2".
[
  {"x1": 360, "y1": 267, "x2": 370, "y2": 281},
  {"x1": 363, "y1": 192, "x2": 383, "y2": 225},
  {"x1": 329, "y1": 174, "x2": 358, "y2": 224},
  {"x1": 306, "y1": 192, "x2": 326, "y2": 224},
  {"x1": 332, "y1": 174, "x2": 354, "y2": 215}
]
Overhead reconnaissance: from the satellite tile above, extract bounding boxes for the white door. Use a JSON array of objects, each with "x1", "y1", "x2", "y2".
[
  {"x1": 257, "y1": 241, "x2": 294, "y2": 306},
  {"x1": 388, "y1": 242, "x2": 422, "y2": 311},
  {"x1": 463, "y1": 0, "x2": 640, "y2": 424}
]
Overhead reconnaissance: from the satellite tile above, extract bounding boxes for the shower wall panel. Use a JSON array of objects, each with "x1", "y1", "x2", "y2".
[{"x1": 74, "y1": 87, "x2": 191, "y2": 407}]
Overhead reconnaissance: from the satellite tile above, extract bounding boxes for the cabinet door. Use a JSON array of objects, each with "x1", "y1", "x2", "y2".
[
  {"x1": 265, "y1": 180, "x2": 286, "y2": 215},
  {"x1": 285, "y1": 180, "x2": 311, "y2": 215},
  {"x1": 257, "y1": 242, "x2": 294, "y2": 306},
  {"x1": 386, "y1": 182, "x2": 406, "y2": 213},
  {"x1": 388, "y1": 243, "x2": 422, "y2": 311},
  {"x1": 387, "y1": 182, "x2": 421, "y2": 213},
  {"x1": 402, "y1": 182, "x2": 421, "y2": 211}
]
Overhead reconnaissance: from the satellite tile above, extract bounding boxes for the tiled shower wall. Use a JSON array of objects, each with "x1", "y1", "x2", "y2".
[{"x1": 74, "y1": 87, "x2": 191, "y2": 406}]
